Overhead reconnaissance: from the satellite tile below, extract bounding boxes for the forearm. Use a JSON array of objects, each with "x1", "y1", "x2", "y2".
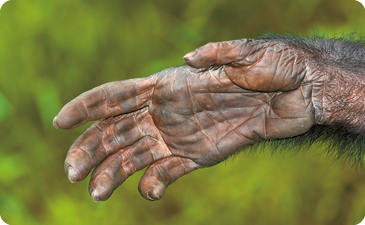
[{"x1": 300, "y1": 70, "x2": 365, "y2": 165}]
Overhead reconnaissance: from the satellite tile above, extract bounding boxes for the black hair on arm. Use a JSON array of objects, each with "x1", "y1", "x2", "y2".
[{"x1": 248, "y1": 124, "x2": 365, "y2": 168}]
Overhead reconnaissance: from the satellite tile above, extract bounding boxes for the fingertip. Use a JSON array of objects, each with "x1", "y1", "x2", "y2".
[
  {"x1": 139, "y1": 177, "x2": 165, "y2": 201},
  {"x1": 184, "y1": 43, "x2": 216, "y2": 68},
  {"x1": 91, "y1": 188, "x2": 101, "y2": 202},
  {"x1": 89, "y1": 176, "x2": 114, "y2": 202},
  {"x1": 67, "y1": 166, "x2": 78, "y2": 183},
  {"x1": 53, "y1": 116, "x2": 60, "y2": 129},
  {"x1": 146, "y1": 189, "x2": 161, "y2": 201},
  {"x1": 183, "y1": 50, "x2": 197, "y2": 61},
  {"x1": 54, "y1": 102, "x2": 88, "y2": 129}
]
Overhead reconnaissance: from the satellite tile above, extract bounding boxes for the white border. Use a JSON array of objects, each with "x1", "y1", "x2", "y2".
[
  {"x1": 0, "y1": 218, "x2": 6, "y2": 225},
  {"x1": 359, "y1": 218, "x2": 365, "y2": 225}
]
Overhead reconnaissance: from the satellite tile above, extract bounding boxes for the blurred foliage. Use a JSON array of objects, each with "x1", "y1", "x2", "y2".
[{"x1": 0, "y1": 0, "x2": 365, "y2": 224}]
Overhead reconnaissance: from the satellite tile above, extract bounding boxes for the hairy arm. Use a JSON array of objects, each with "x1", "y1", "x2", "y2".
[{"x1": 54, "y1": 34, "x2": 365, "y2": 202}]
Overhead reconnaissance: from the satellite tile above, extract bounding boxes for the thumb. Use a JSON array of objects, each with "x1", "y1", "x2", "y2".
[
  {"x1": 185, "y1": 39, "x2": 307, "y2": 92},
  {"x1": 183, "y1": 39, "x2": 264, "y2": 68}
]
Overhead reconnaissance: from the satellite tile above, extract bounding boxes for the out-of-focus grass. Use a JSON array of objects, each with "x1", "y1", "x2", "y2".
[{"x1": 0, "y1": 0, "x2": 364, "y2": 224}]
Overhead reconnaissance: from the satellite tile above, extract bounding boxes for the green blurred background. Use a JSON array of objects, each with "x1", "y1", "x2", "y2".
[{"x1": 0, "y1": 0, "x2": 365, "y2": 224}]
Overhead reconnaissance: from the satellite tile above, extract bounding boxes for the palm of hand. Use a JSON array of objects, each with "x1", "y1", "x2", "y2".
[
  {"x1": 151, "y1": 64, "x2": 313, "y2": 165},
  {"x1": 54, "y1": 39, "x2": 316, "y2": 201}
]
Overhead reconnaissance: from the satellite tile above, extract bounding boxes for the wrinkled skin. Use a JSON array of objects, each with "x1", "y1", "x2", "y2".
[{"x1": 53, "y1": 39, "x2": 321, "y2": 201}]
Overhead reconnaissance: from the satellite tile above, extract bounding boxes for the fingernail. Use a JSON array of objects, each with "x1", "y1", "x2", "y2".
[
  {"x1": 67, "y1": 166, "x2": 77, "y2": 183},
  {"x1": 91, "y1": 188, "x2": 100, "y2": 202},
  {"x1": 53, "y1": 116, "x2": 60, "y2": 129},
  {"x1": 146, "y1": 189, "x2": 160, "y2": 201},
  {"x1": 183, "y1": 50, "x2": 197, "y2": 60}
]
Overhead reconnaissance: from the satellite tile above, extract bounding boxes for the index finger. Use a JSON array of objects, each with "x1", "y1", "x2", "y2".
[{"x1": 53, "y1": 76, "x2": 157, "y2": 129}]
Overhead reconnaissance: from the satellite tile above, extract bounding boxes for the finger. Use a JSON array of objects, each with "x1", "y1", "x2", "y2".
[
  {"x1": 183, "y1": 39, "x2": 264, "y2": 68},
  {"x1": 64, "y1": 108, "x2": 165, "y2": 183},
  {"x1": 53, "y1": 76, "x2": 157, "y2": 129},
  {"x1": 88, "y1": 136, "x2": 171, "y2": 202},
  {"x1": 138, "y1": 156, "x2": 199, "y2": 201}
]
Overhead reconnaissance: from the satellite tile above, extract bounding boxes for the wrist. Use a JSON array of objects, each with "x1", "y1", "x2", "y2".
[{"x1": 304, "y1": 60, "x2": 328, "y2": 125}]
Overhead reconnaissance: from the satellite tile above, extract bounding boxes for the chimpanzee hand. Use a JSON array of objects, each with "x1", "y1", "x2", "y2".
[{"x1": 53, "y1": 39, "x2": 321, "y2": 202}]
